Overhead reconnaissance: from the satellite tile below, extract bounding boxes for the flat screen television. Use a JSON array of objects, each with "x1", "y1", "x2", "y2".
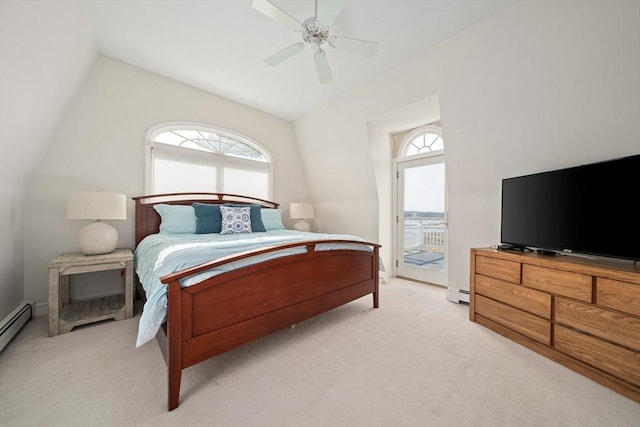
[{"x1": 500, "y1": 154, "x2": 640, "y2": 261}]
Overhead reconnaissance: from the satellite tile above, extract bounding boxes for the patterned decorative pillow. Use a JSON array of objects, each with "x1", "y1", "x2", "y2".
[
  {"x1": 220, "y1": 206, "x2": 252, "y2": 235},
  {"x1": 223, "y1": 203, "x2": 266, "y2": 232}
]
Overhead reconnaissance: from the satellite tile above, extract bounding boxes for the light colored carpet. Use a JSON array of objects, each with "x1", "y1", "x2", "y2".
[{"x1": 1, "y1": 278, "x2": 638, "y2": 427}]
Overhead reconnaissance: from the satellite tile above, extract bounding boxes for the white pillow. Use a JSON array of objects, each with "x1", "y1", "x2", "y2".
[{"x1": 220, "y1": 206, "x2": 252, "y2": 235}]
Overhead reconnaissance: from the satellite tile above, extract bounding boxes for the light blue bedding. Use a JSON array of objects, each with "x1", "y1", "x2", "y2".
[{"x1": 135, "y1": 230, "x2": 372, "y2": 347}]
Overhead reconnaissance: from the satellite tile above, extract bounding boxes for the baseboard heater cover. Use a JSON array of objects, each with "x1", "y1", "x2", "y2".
[
  {"x1": 0, "y1": 300, "x2": 34, "y2": 352},
  {"x1": 458, "y1": 289, "x2": 470, "y2": 304}
]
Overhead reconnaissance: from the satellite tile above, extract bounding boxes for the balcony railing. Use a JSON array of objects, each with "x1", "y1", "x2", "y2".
[
  {"x1": 403, "y1": 221, "x2": 446, "y2": 268},
  {"x1": 404, "y1": 221, "x2": 446, "y2": 252}
]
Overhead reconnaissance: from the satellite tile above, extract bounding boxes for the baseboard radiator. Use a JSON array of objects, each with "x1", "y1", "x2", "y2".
[
  {"x1": 458, "y1": 289, "x2": 470, "y2": 304},
  {"x1": 0, "y1": 300, "x2": 34, "y2": 353}
]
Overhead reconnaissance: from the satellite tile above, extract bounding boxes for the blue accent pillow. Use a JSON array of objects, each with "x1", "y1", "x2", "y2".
[
  {"x1": 261, "y1": 208, "x2": 285, "y2": 230},
  {"x1": 220, "y1": 206, "x2": 252, "y2": 235},
  {"x1": 193, "y1": 203, "x2": 222, "y2": 234},
  {"x1": 153, "y1": 204, "x2": 196, "y2": 234},
  {"x1": 223, "y1": 204, "x2": 266, "y2": 232}
]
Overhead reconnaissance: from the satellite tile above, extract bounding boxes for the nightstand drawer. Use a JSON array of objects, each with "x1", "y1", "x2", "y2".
[
  {"x1": 475, "y1": 255, "x2": 521, "y2": 283},
  {"x1": 597, "y1": 278, "x2": 640, "y2": 317},
  {"x1": 555, "y1": 325, "x2": 640, "y2": 387},
  {"x1": 475, "y1": 274, "x2": 551, "y2": 319},
  {"x1": 555, "y1": 297, "x2": 640, "y2": 351},
  {"x1": 522, "y1": 264, "x2": 592, "y2": 302},
  {"x1": 475, "y1": 295, "x2": 550, "y2": 345}
]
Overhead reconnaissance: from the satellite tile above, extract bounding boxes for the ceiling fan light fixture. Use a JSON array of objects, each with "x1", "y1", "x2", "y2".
[
  {"x1": 253, "y1": 0, "x2": 377, "y2": 84},
  {"x1": 302, "y1": 18, "x2": 329, "y2": 46}
]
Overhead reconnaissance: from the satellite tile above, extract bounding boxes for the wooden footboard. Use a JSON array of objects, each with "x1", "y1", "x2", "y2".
[
  {"x1": 132, "y1": 193, "x2": 381, "y2": 411},
  {"x1": 160, "y1": 240, "x2": 380, "y2": 410}
]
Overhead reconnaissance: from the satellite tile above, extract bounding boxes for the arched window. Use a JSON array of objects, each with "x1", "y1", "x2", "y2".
[
  {"x1": 145, "y1": 122, "x2": 273, "y2": 199},
  {"x1": 399, "y1": 125, "x2": 444, "y2": 157}
]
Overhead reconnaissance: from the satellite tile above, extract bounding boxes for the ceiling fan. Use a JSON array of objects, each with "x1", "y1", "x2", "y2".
[{"x1": 252, "y1": 0, "x2": 378, "y2": 84}]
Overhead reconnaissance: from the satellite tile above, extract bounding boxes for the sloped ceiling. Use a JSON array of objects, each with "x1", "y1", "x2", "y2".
[
  {"x1": 0, "y1": 1, "x2": 97, "y2": 183},
  {"x1": 0, "y1": 0, "x2": 516, "y2": 183},
  {"x1": 90, "y1": 0, "x2": 516, "y2": 120}
]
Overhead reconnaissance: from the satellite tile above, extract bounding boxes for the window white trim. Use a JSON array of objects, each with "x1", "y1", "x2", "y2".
[
  {"x1": 398, "y1": 124, "x2": 444, "y2": 160},
  {"x1": 144, "y1": 121, "x2": 273, "y2": 197}
]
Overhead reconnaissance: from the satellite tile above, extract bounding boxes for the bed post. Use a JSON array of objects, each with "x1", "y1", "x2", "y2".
[
  {"x1": 167, "y1": 280, "x2": 182, "y2": 411},
  {"x1": 373, "y1": 246, "x2": 380, "y2": 308}
]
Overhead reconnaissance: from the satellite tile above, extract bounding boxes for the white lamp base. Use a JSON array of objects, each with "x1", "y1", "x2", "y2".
[
  {"x1": 78, "y1": 221, "x2": 118, "y2": 255},
  {"x1": 293, "y1": 219, "x2": 311, "y2": 232}
]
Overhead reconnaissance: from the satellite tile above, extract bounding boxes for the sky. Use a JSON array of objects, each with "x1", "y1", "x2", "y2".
[{"x1": 403, "y1": 162, "x2": 445, "y2": 212}]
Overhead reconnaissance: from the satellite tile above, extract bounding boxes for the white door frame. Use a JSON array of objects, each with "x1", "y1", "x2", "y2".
[{"x1": 393, "y1": 151, "x2": 447, "y2": 286}]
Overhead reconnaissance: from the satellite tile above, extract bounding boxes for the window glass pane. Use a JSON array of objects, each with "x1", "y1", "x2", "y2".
[
  {"x1": 154, "y1": 130, "x2": 266, "y2": 162},
  {"x1": 148, "y1": 124, "x2": 272, "y2": 197},
  {"x1": 406, "y1": 145, "x2": 420, "y2": 156},
  {"x1": 223, "y1": 168, "x2": 269, "y2": 199},
  {"x1": 154, "y1": 158, "x2": 216, "y2": 193},
  {"x1": 403, "y1": 131, "x2": 444, "y2": 157},
  {"x1": 430, "y1": 137, "x2": 444, "y2": 151}
]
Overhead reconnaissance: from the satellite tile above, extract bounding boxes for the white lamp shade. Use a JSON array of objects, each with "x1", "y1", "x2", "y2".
[
  {"x1": 67, "y1": 191, "x2": 127, "y2": 220},
  {"x1": 290, "y1": 202, "x2": 314, "y2": 219},
  {"x1": 290, "y1": 202, "x2": 314, "y2": 232}
]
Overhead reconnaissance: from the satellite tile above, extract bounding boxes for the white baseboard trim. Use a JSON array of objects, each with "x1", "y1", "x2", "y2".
[
  {"x1": 34, "y1": 302, "x2": 48, "y2": 318},
  {"x1": 379, "y1": 270, "x2": 392, "y2": 284}
]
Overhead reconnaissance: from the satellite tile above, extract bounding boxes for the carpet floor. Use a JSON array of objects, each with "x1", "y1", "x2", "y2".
[{"x1": 1, "y1": 278, "x2": 638, "y2": 426}]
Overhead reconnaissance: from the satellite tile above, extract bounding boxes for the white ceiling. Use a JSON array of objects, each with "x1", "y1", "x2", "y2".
[{"x1": 91, "y1": 0, "x2": 515, "y2": 121}]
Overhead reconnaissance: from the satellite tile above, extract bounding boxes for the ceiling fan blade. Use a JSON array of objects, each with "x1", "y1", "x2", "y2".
[
  {"x1": 252, "y1": 0, "x2": 301, "y2": 30},
  {"x1": 331, "y1": 36, "x2": 378, "y2": 57},
  {"x1": 314, "y1": 48, "x2": 332, "y2": 84},
  {"x1": 265, "y1": 42, "x2": 305, "y2": 66},
  {"x1": 317, "y1": 0, "x2": 347, "y2": 27}
]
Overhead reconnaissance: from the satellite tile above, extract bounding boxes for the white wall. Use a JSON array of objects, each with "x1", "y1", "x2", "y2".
[
  {"x1": 24, "y1": 56, "x2": 309, "y2": 314},
  {"x1": 0, "y1": 1, "x2": 96, "y2": 319},
  {"x1": 0, "y1": 179, "x2": 25, "y2": 318},
  {"x1": 295, "y1": 1, "x2": 640, "y2": 300},
  {"x1": 0, "y1": 1, "x2": 96, "y2": 182}
]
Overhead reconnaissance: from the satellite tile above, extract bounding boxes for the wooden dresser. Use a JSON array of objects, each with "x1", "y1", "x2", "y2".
[{"x1": 469, "y1": 248, "x2": 640, "y2": 403}]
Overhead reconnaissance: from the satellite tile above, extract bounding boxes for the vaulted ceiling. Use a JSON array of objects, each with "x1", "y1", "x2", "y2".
[
  {"x1": 0, "y1": 0, "x2": 516, "y2": 182},
  {"x1": 91, "y1": 0, "x2": 516, "y2": 120}
]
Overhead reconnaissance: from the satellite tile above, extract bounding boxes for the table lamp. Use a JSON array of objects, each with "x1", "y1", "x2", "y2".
[
  {"x1": 66, "y1": 191, "x2": 127, "y2": 255},
  {"x1": 290, "y1": 202, "x2": 314, "y2": 232}
]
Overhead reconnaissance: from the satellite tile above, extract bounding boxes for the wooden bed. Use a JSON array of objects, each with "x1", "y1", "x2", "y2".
[{"x1": 132, "y1": 193, "x2": 381, "y2": 410}]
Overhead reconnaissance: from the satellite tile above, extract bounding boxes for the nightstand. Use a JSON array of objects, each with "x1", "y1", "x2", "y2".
[{"x1": 48, "y1": 248, "x2": 134, "y2": 337}]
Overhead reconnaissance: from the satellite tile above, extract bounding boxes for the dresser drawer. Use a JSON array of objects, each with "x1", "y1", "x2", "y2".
[
  {"x1": 475, "y1": 255, "x2": 521, "y2": 283},
  {"x1": 555, "y1": 325, "x2": 640, "y2": 387},
  {"x1": 597, "y1": 278, "x2": 640, "y2": 317},
  {"x1": 555, "y1": 297, "x2": 640, "y2": 351},
  {"x1": 522, "y1": 264, "x2": 592, "y2": 302},
  {"x1": 475, "y1": 295, "x2": 550, "y2": 345},
  {"x1": 475, "y1": 274, "x2": 551, "y2": 319}
]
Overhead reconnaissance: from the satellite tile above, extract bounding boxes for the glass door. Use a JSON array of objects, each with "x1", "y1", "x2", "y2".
[{"x1": 396, "y1": 154, "x2": 447, "y2": 286}]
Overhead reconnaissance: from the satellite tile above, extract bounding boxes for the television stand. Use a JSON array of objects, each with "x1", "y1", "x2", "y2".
[{"x1": 470, "y1": 248, "x2": 640, "y2": 403}]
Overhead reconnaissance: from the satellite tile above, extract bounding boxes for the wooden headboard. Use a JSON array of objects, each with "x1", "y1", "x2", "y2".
[{"x1": 132, "y1": 193, "x2": 280, "y2": 247}]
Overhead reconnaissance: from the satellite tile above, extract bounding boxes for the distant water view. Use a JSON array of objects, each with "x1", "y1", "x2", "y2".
[{"x1": 403, "y1": 211, "x2": 446, "y2": 269}]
